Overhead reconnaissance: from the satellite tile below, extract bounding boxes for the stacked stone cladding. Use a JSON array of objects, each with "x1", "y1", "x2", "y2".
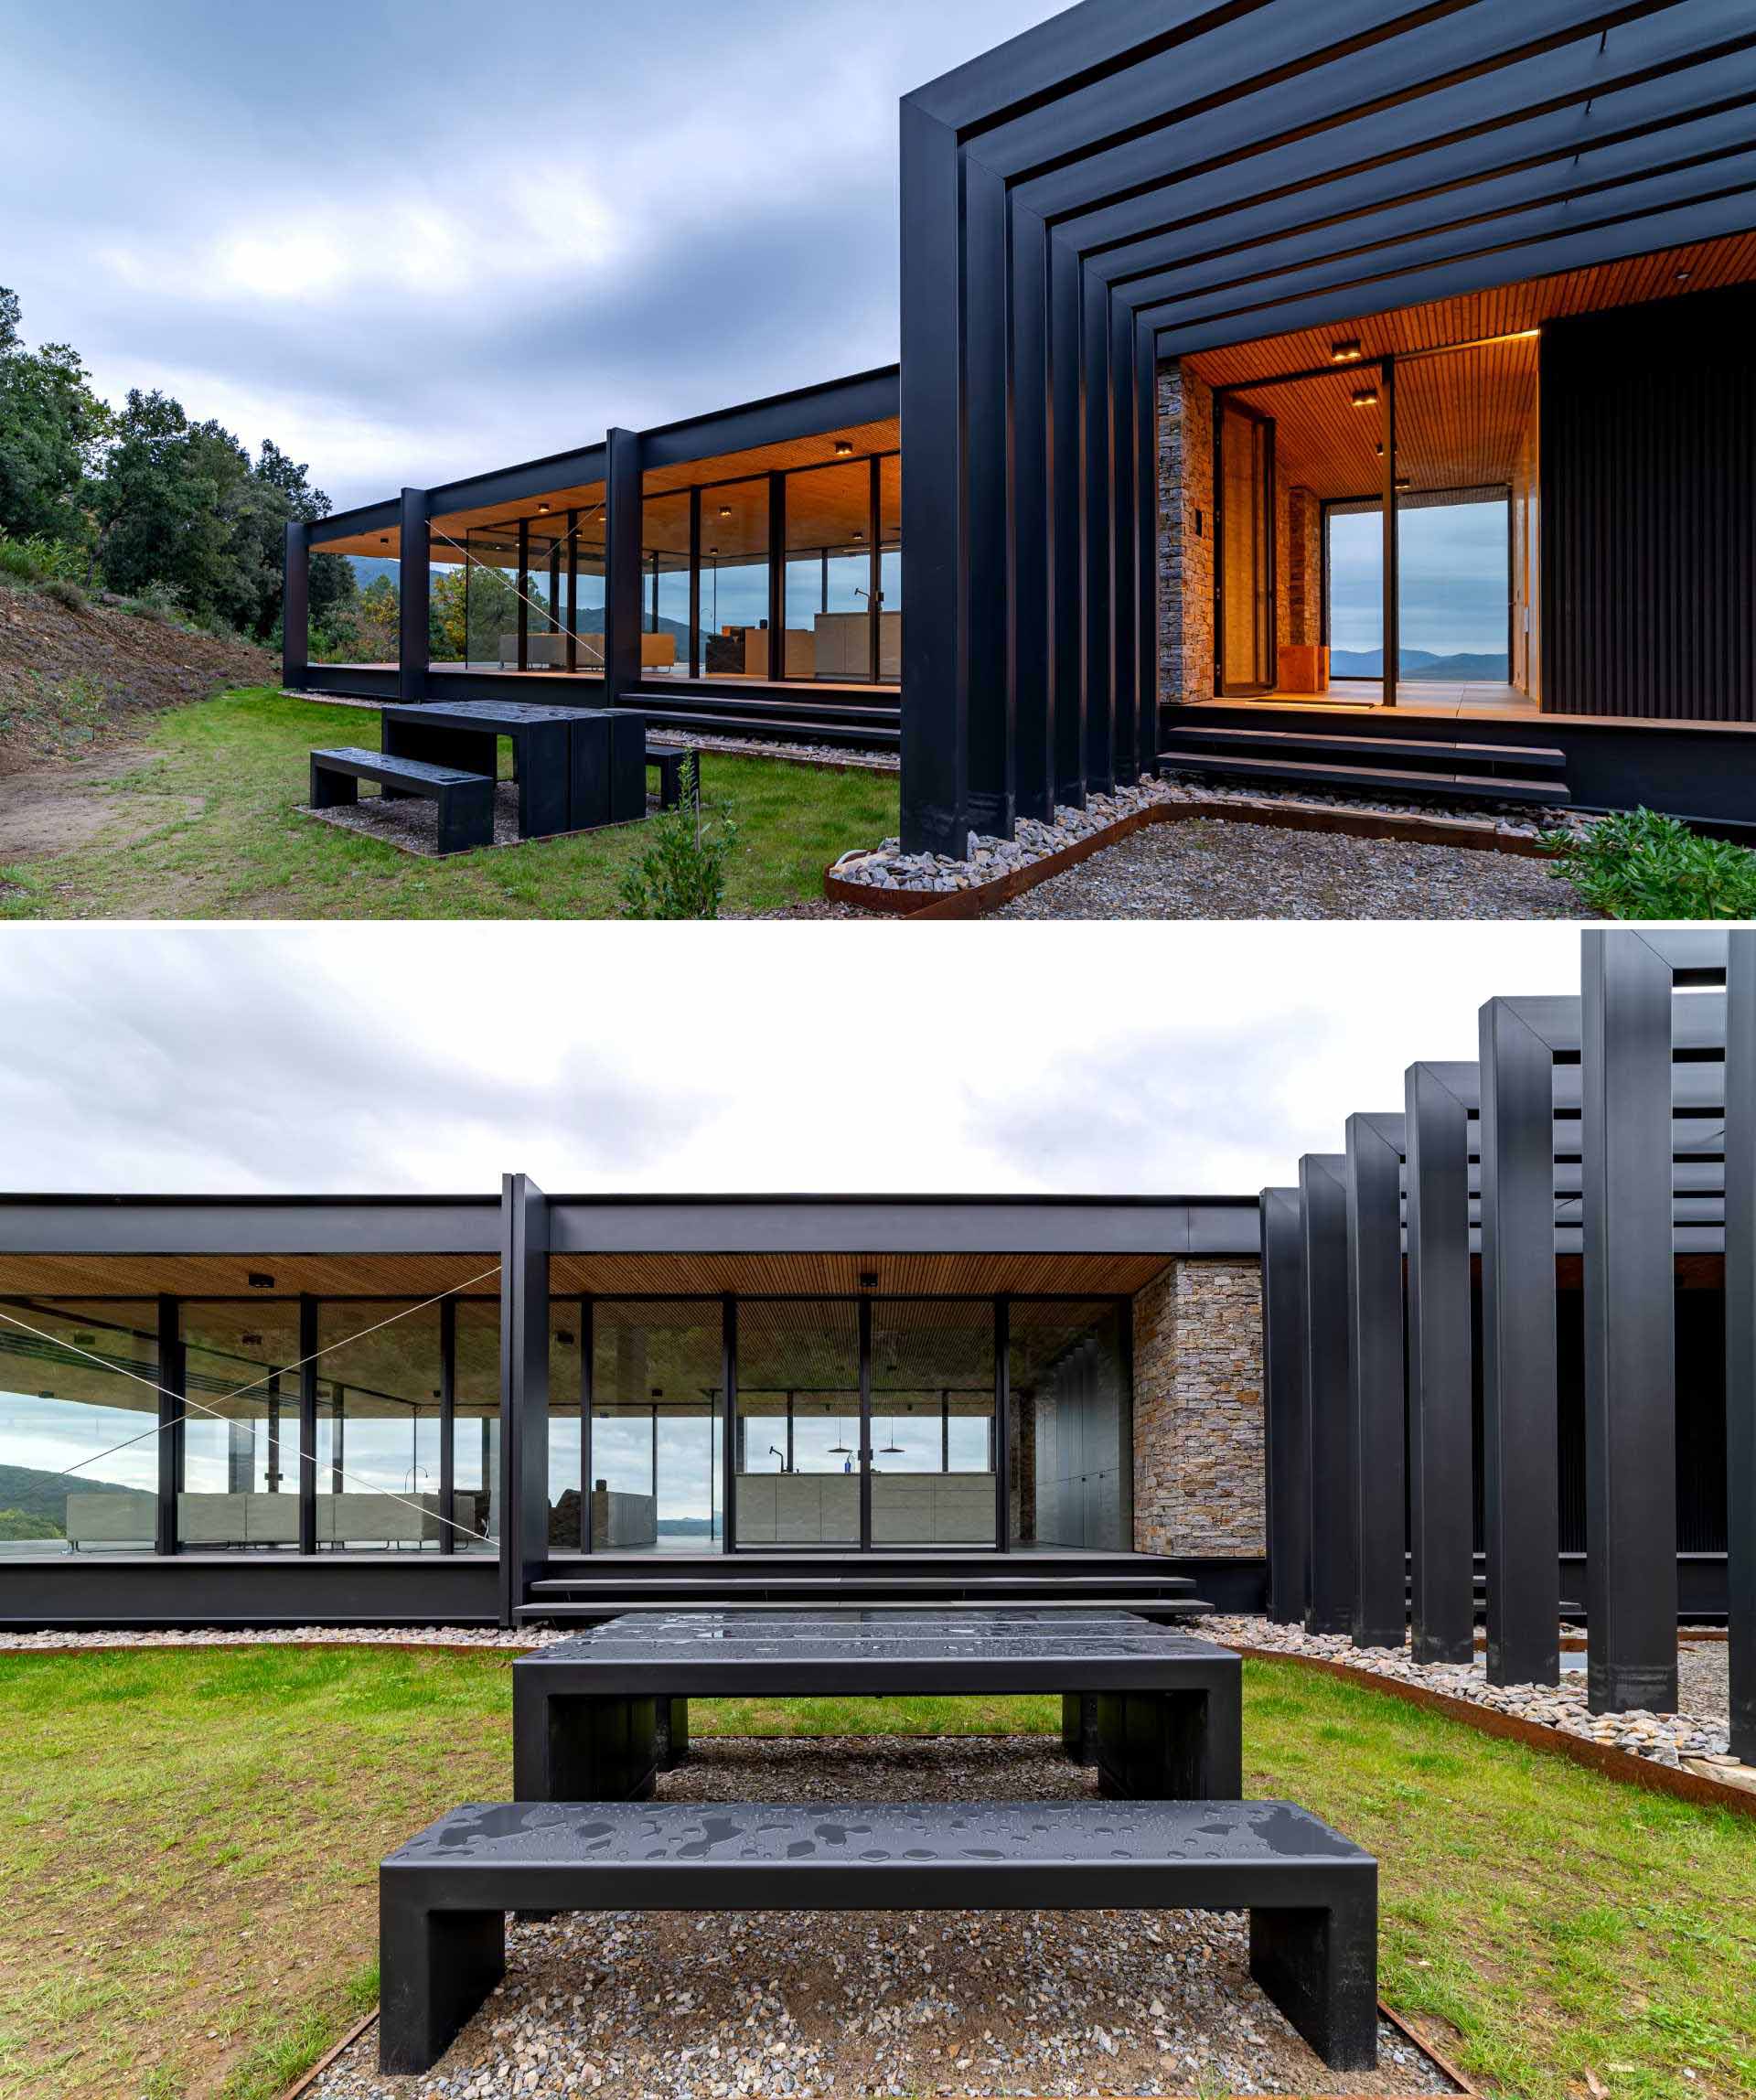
[
  {"x1": 1131, "y1": 1259, "x2": 1264, "y2": 1558},
  {"x1": 1157, "y1": 360, "x2": 1214, "y2": 705}
]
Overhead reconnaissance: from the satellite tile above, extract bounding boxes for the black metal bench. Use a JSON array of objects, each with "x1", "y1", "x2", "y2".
[
  {"x1": 309, "y1": 747, "x2": 494, "y2": 856},
  {"x1": 648, "y1": 743, "x2": 701, "y2": 812},
  {"x1": 380, "y1": 1798, "x2": 1377, "y2": 2075}
]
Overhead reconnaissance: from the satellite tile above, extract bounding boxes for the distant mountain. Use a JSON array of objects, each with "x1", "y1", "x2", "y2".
[
  {"x1": 0, "y1": 1462, "x2": 137, "y2": 1533},
  {"x1": 1330, "y1": 647, "x2": 1510, "y2": 681}
]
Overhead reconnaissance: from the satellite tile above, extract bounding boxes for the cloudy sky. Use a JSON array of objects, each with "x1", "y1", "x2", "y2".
[
  {"x1": 0, "y1": 923, "x2": 1582, "y2": 1198},
  {"x1": 1, "y1": 0, "x2": 1067, "y2": 513}
]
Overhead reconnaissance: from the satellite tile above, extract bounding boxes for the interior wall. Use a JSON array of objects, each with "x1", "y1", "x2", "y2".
[{"x1": 1156, "y1": 361, "x2": 1213, "y2": 705}]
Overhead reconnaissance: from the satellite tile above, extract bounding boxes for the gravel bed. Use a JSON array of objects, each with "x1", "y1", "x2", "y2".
[
  {"x1": 994, "y1": 816, "x2": 1585, "y2": 919},
  {"x1": 0, "y1": 1622, "x2": 554, "y2": 1652},
  {"x1": 303, "y1": 784, "x2": 655, "y2": 859},
  {"x1": 309, "y1": 1736, "x2": 1459, "y2": 2100},
  {"x1": 1210, "y1": 1614, "x2": 1737, "y2": 1767}
]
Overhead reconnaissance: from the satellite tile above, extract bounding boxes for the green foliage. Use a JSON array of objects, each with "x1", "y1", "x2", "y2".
[
  {"x1": 1543, "y1": 806, "x2": 1756, "y2": 920},
  {"x1": 0, "y1": 1508, "x2": 61, "y2": 1541},
  {"x1": 618, "y1": 755, "x2": 740, "y2": 919},
  {"x1": 0, "y1": 284, "x2": 112, "y2": 543},
  {"x1": 0, "y1": 527, "x2": 91, "y2": 585},
  {"x1": 120, "y1": 577, "x2": 190, "y2": 624},
  {"x1": 37, "y1": 575, "x2": 85, "y2": 614}
]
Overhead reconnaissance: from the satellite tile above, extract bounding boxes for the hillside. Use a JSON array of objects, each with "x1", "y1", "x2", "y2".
[
  {"x1": 1330, "y1": 646, "x2": 1510, "y2": 680},
  {"x1": 0, "y1": 1460, "x2": 135, "y2": 1532},
  {"x1": 0, "y1": 580, "x2": 273, "y2": 775}
]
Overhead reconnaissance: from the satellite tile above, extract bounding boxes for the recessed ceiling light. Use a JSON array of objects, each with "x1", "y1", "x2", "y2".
[
  {"x1": 538, "y1": 502, "x2": 551, "y2": 513},
  {"x1": 1329, "y1": 338, "x2": 1364, "y2": 363},
  {"x1": 241, "y1": 1333, "x2": 263, "y2": 1347},
  {"x1": 834, "y1": 439, "x2": 855, "y2": 455},
  {"x1": 248, "y1": 1272, "x2": 275, "y2": 1290},
  {"x1": 1395, "y1": 476, "x2": 1411, "y2": 490},
  {"x1": 719, "y1": 506, "x2": 733, "y2": 520},
  {"x1": 1350, "y1": 386, "x2": 1379, "y2": 408}
]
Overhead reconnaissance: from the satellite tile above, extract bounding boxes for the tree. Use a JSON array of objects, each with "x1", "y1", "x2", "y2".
[{"x1": 0, "y1": 286, "x2": 112, "y2": 543}]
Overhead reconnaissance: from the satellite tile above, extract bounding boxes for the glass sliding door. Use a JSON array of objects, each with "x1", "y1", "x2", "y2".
[
  {"x1": 1007, "y1": 1301, "x2": 1131, "y2": 1550},
  {"x1": 180, "y1": 1302, "x2": 304, "y2": 1550},
  {"x1": 590, "y1": 1302, "x2": 723, "y2": 1552},
  {"x1": 782, "y1": 459, "x2": 876, "y2": 683},
  {"x1": 734, "y1": 1300, "x2": 862, "y2": 1547},
  {"x1": 699, "y1": 479, "x2": 770, "y2": 679},
  {"x1": 1216, "y1": 397, "x2": 1276, "y2": 694},
  {"x1": 869, "y1": 1302, "x2": 996, "y2": 1547}
]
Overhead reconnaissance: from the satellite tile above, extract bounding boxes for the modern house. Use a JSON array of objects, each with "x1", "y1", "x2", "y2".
[
  {"x1": 284, "y1": 1, "x2": 1756, "y2": 852},
  {"x1": 2, "y1": 931, "x2": 1750, "y2": 1743}
]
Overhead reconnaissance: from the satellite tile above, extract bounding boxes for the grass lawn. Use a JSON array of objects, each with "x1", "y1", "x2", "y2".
[
  {"x1": 3, "y1": 1648, "x2": 1752, "y2": 2100},
  {"x1": 0, "y1": 688, "x2": 898, "y2": 919}
]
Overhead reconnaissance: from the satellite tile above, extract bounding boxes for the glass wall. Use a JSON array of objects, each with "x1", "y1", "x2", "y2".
[
  {"x1": 591, "y1": 1302, "x2": 724, "y2": 1552},
  {"x1": 783, "y1": 460, "x2": 874, "y2": 683},
  {"x1": 699, "y1": 479, "x2": 772, "y2": 680},
  {"x1": 642, "y1": 491, "x2": 694, "y2": 678},
  {"x1": 879, "y1": 454, "x2": 902, "y2": 681},
  {"x1": 314, "y1": 1300, "x2": 444, "y2": 1550},
  {"x1": 0, "y1": 1300, "x2": 160, "y2": 1553},
  {"x1": 734, "y1": 1299, "x2": 862, "y2": 1546},
  {"x1": 452, "y1": 1299, "x2": 499, "y2": 1552},
  {"x1": 1008, "y1": 1301, "x2": 1131, "y2": 1550},
  {"x1": 179, "y1": 1302, "x2": 304, "y2": 1549},
  {"x1": 870, "y1": 1301, "x2": 996, "y2": 1547},
  {"x1": 549, "y1": 1309, "x2": 584, "y2": 1549}
]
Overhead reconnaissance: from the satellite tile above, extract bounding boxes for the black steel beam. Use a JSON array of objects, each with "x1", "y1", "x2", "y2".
[
  {"x1": 1344, "y1": 1112, "x2": 1406, "y2": 1649},
  {"x1": 1726, "y1": 929, "x2": 1755, "y2": 1762},
  {"x1": 1259, "y1": 1186, "x2": 1309, "y2": 1626},
  {"x1": 155, "y1": 1294, "x2": 180, "y2": 1556},
  {"x1": 498, "y1": 1175, "x2": 550, "y2": 1628},
  {"x1": 399, "y1": 489, "x2": 429, "y2": 705},
  {"x1": 1301, "y1": 1154, "x2": 1354, "y2": 1636},
  {"x1": 1479, "y1": 997, "x2": 1562, "y2": 1688},
  {"x1": 1404, "y1": 1063, "x2": 1476, "y2": 1666},
  {"x1": 1581, "y1": 932, "x2": 1680, "y2": 1713}
]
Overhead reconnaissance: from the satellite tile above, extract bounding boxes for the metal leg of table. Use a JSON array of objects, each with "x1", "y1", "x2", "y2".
[
  {"x1": 1094, "y1": 1684, "x2": 1243, "y2": 1801},
  {"x1": 512, "y1": 1684, "x2": 660, "y2": 1803},
  {"x1": 1062, "y1": 1692, "x2": 1098, "y2": 1764}
]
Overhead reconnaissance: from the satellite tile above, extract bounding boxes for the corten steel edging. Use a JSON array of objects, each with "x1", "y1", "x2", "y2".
[
  {"x1": 1225, "y1": 1643, "x2": 1756, "y2": 1825},
  {"x1": 277, "y1": 2007, "x2": 382, "y2": 2100},
  {"x1": 822, "y1": 795, "x2": 1558, "y2": 918}
]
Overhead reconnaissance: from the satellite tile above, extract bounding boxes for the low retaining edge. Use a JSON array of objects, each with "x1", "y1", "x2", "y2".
[{"x1": 824, "y1": 796, "x2": 1557, "y2": 918}]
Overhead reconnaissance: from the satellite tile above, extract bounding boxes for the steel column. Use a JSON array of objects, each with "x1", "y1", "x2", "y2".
[
  {"x1": 1048, "y1": 232, "x2": 1087, "y2": 810},
  {"x1": 155, "y1": 1295, "x2": 181, "y2": 1556},
  {"x1": 566, "y1": 510, "x2": 579, "y2": 673},
  {"x1": 282, "y1": 521, "x2": 309, "y2": 691},
  {"x1": 766, "y1": 472, "x2": 786, "y2": 684},
  {"x1": 1581, "y1": 931, "x2": 1678, "y2": 1713},
  {"x1": 898, "y1": 95, "x2": 965, "y2": 856},
  {"x1": 722, "y1": 1298, "x2": 737, "y2": 1553},
  {"x1": 1344, "y1": 1114, "x2": 1407, "y2": 1650},
  {"x1": 498, "y1": 1174, "x2": 550, "y2": 1628},
  {"x1": 994, "y1": 1295, "x2": 1012, "y2": 1551},
  {"x1": 1301, "y1": 1155, "x2": 1354, "y2": 1635},
  {"x1": 298, "y1": 1293, "x2": 318, "y2": 1556},
  {"x1": 1380, "y1": 359, "x2": 1397, "y2": 709},
  {"x1": 687, "y1": 489, "x2": 701, "y2": 680},
  {"x1": 966, "y1": 152, "x2": 1014, "y2": 840},
  {"x1": 1081, "y1": 266, "x2": 1115, "y2": 795},
  {"x1": 1404, "y1": 1064, "x2": 1476, "y2": 1665},
  {"x1": 580, "y1": 1298, "x2": 594, "y2": 1554},
  {"x1": 602, "y1": 429, "x2": 643, "y2": 701},
  {"x1": 1133, "y1": 312, "x2": 1161, "y2": 782},
  {"x1": 439, "y1": 1299, "x2": 455, "y2": 1558},
  {"x1": 1729, "y1": 929, "x2": 1756, "y2": 1763},
  {"x1": 1479, "y1": 999, "x2": 1559, "y2": 1688},
  {"x1": 1010, "y1": 199, "x2": 1054, "y2": 823},
  {"x1": 516, "y1": 520, "x2": 530, "y2": 672},
  {"x1": 399, "y1": 488, "x2": 430, "y2": 704},
  {"x1": 1260, "y1": 1187, "x2": 1309, "y2": 1625},
  {"x1": 1107, "y1": 286, "x2": 1139, "y2": 788}
]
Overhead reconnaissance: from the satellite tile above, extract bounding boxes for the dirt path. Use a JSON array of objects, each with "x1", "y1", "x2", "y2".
[{"x1": 0, "y1": 744, "x2": 202, "y2": 861}]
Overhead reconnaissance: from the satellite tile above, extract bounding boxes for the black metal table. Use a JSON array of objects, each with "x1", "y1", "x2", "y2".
[
  {"x1": 379, "y1": 700, "x2": 578, "y2": 839},
  {"x1": 512, "y1": 1609, "x2": 1242, "y2": 1805}
]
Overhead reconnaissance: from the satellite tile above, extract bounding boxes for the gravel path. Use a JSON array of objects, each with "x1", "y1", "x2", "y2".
[
  {"x1": 995, "y1": 817, "x2": 1585, "y2": 918},
  {"x1": 310, "y1": 1736, "x2": 1458, "y2": 2100},
  {"x1": 1211, "y1": 1616, "x2": 1737, "y2": 1767}
]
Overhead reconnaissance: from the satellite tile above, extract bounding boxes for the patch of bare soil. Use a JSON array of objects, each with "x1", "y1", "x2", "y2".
[
  {"x1": 0, "y1": 743, "x2": 204, "y2": 861},
  {"x1": 0, "y1": 580, "x2": 273, "y2": 774}
]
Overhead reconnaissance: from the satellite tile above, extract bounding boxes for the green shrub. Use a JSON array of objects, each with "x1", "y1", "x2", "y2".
[
  {"x1": 1543, "y1": 806, "x2": 1756, "y2": 920},
  {"x1": 37, "y1": 576, "x2": 86, "y2": 614},
  {"x1": 123, "y1": 578, "x2": 187, "y2": 624},
  {"x1": 0, "y1": 529, "x2": 91, "y2": 585},
  {"x1": 618, "y1": 756, "x2": 740, "y2": 919}
]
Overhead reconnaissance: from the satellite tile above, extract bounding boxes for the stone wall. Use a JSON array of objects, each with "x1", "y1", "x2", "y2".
[
  {"x1": 1156, "y1": 360, "x2": 1213, "y2": 705},
  {"x1": 1131, "y1": 1259, "x2": 1265, "y2": 1558}
]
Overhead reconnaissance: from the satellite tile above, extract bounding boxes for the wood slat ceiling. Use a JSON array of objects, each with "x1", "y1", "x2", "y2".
[
  {"x1": 0, "y1": 1254, "x2": 500, "y2": 1300},
  {"x1": 1183, "y1": 232, "x2": 1756, "y2": 389},
  {"x1": 642, "y1": 421, "x2": 898, "y2": 498},
  {"x1": 1227, "y1": 335, "x2": 1537, "y2": 502}
]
